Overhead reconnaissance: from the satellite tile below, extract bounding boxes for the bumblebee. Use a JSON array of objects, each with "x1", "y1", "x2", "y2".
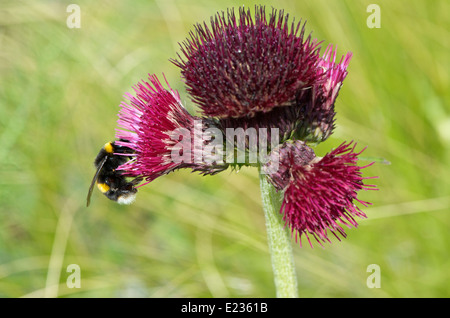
[{"x1": 86, "y1": 141, "x2": 141, "y2": 207}]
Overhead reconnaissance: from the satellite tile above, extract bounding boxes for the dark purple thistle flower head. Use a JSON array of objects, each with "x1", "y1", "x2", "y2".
[
  {"x1": 173, "y1": 5, "x2": 353, "y2": 144},
  {"x1": 264, "y1": 140, "x2": 378, "y2": 247},
  {"x1": 172, "y1": 5, "x2": 323, "y2": 119}
]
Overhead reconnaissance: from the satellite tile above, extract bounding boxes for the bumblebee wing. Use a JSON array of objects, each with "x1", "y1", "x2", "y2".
[{"x1": 86, "y1": 156, "x2": 107, "y2": 207}]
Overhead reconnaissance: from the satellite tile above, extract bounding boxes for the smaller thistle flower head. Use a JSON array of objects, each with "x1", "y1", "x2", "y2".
[
  {"x1": 115, "y1": 74, "x2": 229, "y2": 184},
  {"x1": 172, "y1": 5, "x2": 322, "y2": 119},
  {"x1": 264, "y1": 140, "x2": 377, "y2": 247},
  {"x1": 115, "y1": 75, "x2": 198, "y2": 184}
]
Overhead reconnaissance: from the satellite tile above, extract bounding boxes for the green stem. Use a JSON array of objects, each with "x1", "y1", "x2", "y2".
[{"x1": 259, "y1": 168, "x2": 298, "y2": 298}]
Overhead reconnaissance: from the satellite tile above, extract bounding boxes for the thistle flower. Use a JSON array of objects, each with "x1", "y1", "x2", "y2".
[
  {"x1": 172, "y1": 5, "x2": 353, "y2": 146},
  {"x1": 172, "y1": 6, "x2": 322, "y2": 119},
  {"x1": 107, "y1": 4, "x2": 378, "y2": 297},
  {"x1": 115, "y1": 74, "x2": 228, "y2": 185},
  {"x1": 264, "y1": 140, "x2": 377, "y2": 247}
]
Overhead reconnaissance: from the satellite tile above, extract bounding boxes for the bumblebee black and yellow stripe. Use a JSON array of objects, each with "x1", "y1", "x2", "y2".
[
  {"x1": 87, "y1": 139, "x2": 141, "y2": 206},
  {"x1": 97, "y1": 182, "x2": 110, "y2": 193},
  {"x1": 104, "y1": 142, "x2": 114, "y2": 154}
]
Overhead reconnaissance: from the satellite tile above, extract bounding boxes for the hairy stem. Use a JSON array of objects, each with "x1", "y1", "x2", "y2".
[{"x1": 259, "y1": 169, "x2": 298, "y2": 298}]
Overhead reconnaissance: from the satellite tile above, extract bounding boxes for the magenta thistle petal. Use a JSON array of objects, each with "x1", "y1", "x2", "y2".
[
  {"x1": 265, "y1": 140, "x2": 377, "y2": 248},
  {"x1": 115, "y1": 74, "x2": 199, "y2": 184},
  {"x1": 296, "y1": 45, "x2": 353, "y2": 142},
  {"x1": 319, "y1": 45, "x2": 352, "y2": 99}
]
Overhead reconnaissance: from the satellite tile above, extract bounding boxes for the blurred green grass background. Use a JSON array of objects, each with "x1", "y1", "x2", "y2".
[{"x1": 0, "y1": 0, "x2": 448, "y2": 297}]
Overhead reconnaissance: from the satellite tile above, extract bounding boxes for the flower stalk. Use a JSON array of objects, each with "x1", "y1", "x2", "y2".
[{"x1": 259, "y1": 167, "x2": 298, "y2": 298}]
